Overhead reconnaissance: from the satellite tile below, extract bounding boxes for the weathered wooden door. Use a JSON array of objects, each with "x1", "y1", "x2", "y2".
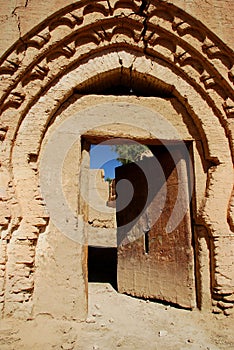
[{"x1": 116, "y1": 145, "x2": 196, "y2": 309}]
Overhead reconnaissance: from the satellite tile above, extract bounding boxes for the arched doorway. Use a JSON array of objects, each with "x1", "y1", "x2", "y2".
[{"x1": 0, "y1": 1, "x2": 233, "y2": 319}]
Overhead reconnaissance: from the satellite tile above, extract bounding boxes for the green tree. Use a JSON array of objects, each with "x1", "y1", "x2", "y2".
[{"x1": 112, "y1": 143, "x2": 149, "y2": 165}]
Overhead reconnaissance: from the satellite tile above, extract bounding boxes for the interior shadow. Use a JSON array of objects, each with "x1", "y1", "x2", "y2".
[{"x1": 88, "y1": 246, "x2": 117, "y2": 290}]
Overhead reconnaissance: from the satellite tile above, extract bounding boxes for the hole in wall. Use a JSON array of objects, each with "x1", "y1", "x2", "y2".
[{"x1": 88, "y1": 246, "x2": 117, "y2": 290}]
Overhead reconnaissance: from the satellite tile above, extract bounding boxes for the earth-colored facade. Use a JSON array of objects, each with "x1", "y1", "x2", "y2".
[{"x1": 0, "y1": 0, "x2": 233, "y2": 322}]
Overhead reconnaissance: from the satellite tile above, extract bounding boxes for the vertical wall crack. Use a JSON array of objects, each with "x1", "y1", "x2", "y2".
[
  {"x1": 106, "y1": 0, "x2": 113, "y2": 16},
  {"x1": 12, "y1": 7, "x2": 22, "y2": 38},
  {"x1": 12, "y1": 1, "x2": 29, "y2": 38},
  {"x1": 138, "y1": 0, "x2": 150, "y2": 53}
]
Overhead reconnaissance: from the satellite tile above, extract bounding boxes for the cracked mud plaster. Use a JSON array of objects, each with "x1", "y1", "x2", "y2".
[
  {"x1": 11, "y1": 0, "x2": 29, "y2": 38},
  {"x1": 0, "y1": 15, "x2": 9, "y2": 24}
]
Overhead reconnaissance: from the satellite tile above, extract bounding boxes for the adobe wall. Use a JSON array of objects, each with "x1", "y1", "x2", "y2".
[
  {"x1": 0, "y1": 0, "x2": 233, "y2": 320},
  {"x1": 88, "y1": 169, "x2": 117, "y2": 247},
  {"x1": 0, "y1": 0, "x2": 233, "y2": 56},
  {"x1": 88, "y1": 169, "x2": 115, "y2": 229}
]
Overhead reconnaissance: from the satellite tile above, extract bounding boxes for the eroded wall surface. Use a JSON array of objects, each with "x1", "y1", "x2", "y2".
[
  {"x1": 0, "y1": 0, "x2": 233, "y2": 56},
  {"x1": 0, "y1": 0, "x2": 233, "y2": 319}
]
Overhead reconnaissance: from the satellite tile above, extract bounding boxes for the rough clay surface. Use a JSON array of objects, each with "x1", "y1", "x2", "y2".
[
  {"x1": 0, "y1": 283, "x2": 233, "y2": 350},
  {"x1": 0, "y1": 0, "x2": 233, "y2": 344}
]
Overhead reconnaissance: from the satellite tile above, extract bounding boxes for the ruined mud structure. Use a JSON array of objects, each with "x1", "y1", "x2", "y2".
[{"x1": 0, "y1": 0, "x2": 233, "y2": 324}]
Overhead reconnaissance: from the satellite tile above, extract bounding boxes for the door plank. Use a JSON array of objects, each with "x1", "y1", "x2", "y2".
[{"x1": 116, "y1": 145, "x2": 196, "y2": 308}]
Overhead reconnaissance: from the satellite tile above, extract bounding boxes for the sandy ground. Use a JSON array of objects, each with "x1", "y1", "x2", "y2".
[{"x1": 0, "y1": 283, "x2": 234, "y2": 350}]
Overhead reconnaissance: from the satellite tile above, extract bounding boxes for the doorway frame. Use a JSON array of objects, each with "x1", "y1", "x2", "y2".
[{"x1": 80, "y1": 134, "x2": 198, "y2": 309}]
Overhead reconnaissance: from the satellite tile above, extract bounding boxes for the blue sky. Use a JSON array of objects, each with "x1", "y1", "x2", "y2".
[{"x1": 90, "y1": 144, "x2": 121, "y2": 179}]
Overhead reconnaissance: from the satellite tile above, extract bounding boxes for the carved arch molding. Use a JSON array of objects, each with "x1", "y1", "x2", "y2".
[{"x1": 0, "y1": 0, "x2": 233, "y2": 317}]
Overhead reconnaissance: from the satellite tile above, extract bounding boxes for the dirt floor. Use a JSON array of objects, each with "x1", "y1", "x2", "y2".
[{"x1": 0, "y1": 282, "x2": 234, "y2": 350}]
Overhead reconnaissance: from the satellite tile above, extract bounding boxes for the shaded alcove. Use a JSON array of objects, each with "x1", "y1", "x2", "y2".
[
  {"x1": 88, "y1": 246, "x2": 117, "y2": 290},
  {"x1": 74, "y1": 68, "x2": 174, "y2": 97}
]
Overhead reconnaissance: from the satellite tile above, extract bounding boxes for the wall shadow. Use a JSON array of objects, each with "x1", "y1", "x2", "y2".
[{"x1": 88, "y1": 246, "x2": 117, "y2": 290}]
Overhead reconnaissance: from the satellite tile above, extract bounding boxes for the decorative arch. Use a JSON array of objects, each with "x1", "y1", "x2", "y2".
[{"x1": 0, "y1": 0, "x2": 233, "y2": 318}]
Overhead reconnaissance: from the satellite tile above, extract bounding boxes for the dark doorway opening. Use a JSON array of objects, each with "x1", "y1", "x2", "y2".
[{"x1": 88, "y1": 246, "x2": 118, "y2": 290}]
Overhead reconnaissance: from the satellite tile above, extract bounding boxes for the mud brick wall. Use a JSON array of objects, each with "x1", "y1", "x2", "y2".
[{"x1": 0, "y1": 0, "x2": 233, "y2": 319}]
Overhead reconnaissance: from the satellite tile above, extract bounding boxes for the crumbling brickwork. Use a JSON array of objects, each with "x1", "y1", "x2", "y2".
[{"x1": 0, "y1": 0, "x2": 233, "y2": 319}]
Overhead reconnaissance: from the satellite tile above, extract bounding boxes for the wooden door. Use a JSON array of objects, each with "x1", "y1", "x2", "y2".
[{"x1": 116, "y1": 145, "x2": 196, "y2": 309}]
